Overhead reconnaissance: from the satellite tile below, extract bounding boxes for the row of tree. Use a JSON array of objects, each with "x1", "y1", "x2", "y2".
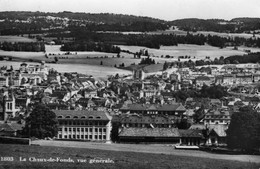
[
  {"x1": 0, "y1": 42, "x2": 45, "y2": 52},
  {"x1": 60, "y1": 41, "x2": 121, "y2": 53}
]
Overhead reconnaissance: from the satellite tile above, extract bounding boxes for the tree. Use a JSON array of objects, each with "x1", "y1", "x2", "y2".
[
  {"x1": 54, "y1": 56, "x2": 58, "y2": 63},
  {"x1": 22, "y1": 104, "x2": 58, "y2": 139},
  {"x1": 226, "y1": 106, "x2": 260, "y2": 152},
  {"x1": 163, "y1": 61, "x2": 168, "y2": 71},
  {"x1": 100, "y1": 61, "x2": 103, "y2": 65},
  {"x1": 193, "y1": 105, "x2": 206, "y2": 123}
]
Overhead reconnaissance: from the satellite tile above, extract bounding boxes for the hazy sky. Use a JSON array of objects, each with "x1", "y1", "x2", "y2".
[{"x1": 0, "y1": 0, "x2": 260, "y2": 21}]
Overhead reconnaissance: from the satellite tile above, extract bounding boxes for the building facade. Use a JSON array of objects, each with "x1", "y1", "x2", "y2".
[{"x1": 54, "y1": 110, "x2": 112, "y2": 143}]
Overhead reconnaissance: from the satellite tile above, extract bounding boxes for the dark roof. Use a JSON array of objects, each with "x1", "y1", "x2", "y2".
[
  {"x1": 53, "y1": 110, "x2": 111, "y2": 121},
  {"x1": 118, "y1": 114, "x2": 176, "y2": 124},
  {"x1": 179, "y1": 129, "x2": 204, "y2": 138},
  {"x1": 0, "y1": 123, "x2": 23, "y2": 132},
  {"x1": 119, "y1": 127, "x2": 180, "y2": 137},
  {"x1": 196, "y1": 76, "x2": 211, "y2": 81},
  {"x1": 120, "y1": 103, "x2": 186, "y2": 112}
]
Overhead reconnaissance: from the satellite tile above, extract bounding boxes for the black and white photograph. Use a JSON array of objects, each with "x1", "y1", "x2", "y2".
[{"x1": 0, "y1": 0, "x2": 260, "y2": 168}]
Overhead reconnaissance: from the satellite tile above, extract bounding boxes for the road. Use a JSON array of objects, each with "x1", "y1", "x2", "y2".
[{"x1": 32, "y1": 140, "x2": 260, "y2": 163}]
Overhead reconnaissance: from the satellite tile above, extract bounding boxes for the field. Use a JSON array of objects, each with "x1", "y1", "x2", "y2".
[
  {"x1": 0, "y1": 61, "x2": 132, "y2": 79},
  {"x1": 118, "y1": 44, "x2": 260, "y2": 60},
  {"x1": 0, "y1": 143, "x2": 259, "y2": 169},
  {"x1": 0, "y1": 36, "x2": 36, "y2": 43},
  {"x1": 1, "y1": 42, "x2": 260, "y2": 78}
]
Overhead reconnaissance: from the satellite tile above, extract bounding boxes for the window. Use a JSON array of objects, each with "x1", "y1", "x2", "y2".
[
  {"x1": 81, "y1": 128, "x2": 84, "y2": 132},
  {"x1": 99, "y1": 135, "x2": 102, "y2": 140},
  {"x1": 66, "y1": 116, "x2": 71, "y2": 119},
  {"x1": 103, "y1": 135, "x2": 106, "y2": 140},
  {"x1": 64, "y1": 135, "x2": 67, "y2": 139},
  {"x1": 81, "y1": 135, "x2": 84, "y2": 139},
  {"x1": 95, "y1": 128, "x2": 98, "y2": 132},
  {"x1": 103, "y1": 128, "x2": 106, "y2": 133},
  {"x1": 69, "y1": 128, "x2": 72, "y2": 132},
  {"x1": 58, "y1": 128, "x2": 62, "y2": 131},
  {"x1": 85, "y1": 135, "x2": 88, "y2": 139},
  {"x1": 73, "y1": 116, "x2": 78, "y2": 119},
  {"x1": 77, "y1": 135, "x2": 80, "y2": 139},
  {"x1": 85, "y1": 128, "x2": 88, "y2": 132},
  {"x1": 73, "y1": 128, "x2": 76, "y2": 132},
  {"x1": 65, "y1": 128, "x2": 68, "y2": 132},
  {"x1": 58, "y1": 116, "x2": 63, "y2": 119},
  {"x1": 77, "y1": 128, "x2": 80, "y2": 132},
  {"x1": 59, "y1": 134, "x2": 62, "y2": 138},
  {"x1": 89, "y1": 135, "x2": 92, "y2": 139},
  {"x1": 99, "y1": 128, "x2": 102, "y2": 132},
  {"x1": 89, "y1": 128, "x2": 92, "y2": 132}
]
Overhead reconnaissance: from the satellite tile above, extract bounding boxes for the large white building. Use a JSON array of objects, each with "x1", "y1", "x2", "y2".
[{"x1": 53, "y1": 110, "x2": 112, "y2": 143}]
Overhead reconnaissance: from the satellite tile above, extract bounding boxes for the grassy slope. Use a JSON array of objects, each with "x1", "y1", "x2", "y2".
[
  {"x1": 0, "y1": 36, "x2": 36, "y2": 43},
  {"x1": 0, "y1": 144, "x2": 259, "y2": 169}
]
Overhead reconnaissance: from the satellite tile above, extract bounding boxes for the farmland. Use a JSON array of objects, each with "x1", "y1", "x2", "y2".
[
  {"x1": 0, "y1": 36, "x2": 36, "y2": 43},
  {"x1": 0, "y1": 61, "x2": 131, "y2": 79},
  {"x1": 0, "y1": 143, "x2": 259, "y2": 169}
]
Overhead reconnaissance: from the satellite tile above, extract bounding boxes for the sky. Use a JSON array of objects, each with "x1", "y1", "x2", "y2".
[{"x1": 0, "y1": 0, "x2": 260, "y2": 21}]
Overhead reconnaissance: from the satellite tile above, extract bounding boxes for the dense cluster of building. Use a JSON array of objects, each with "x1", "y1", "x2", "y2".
[{"x1": 1, "y1": 62, "x2": 260, "y2": 145}]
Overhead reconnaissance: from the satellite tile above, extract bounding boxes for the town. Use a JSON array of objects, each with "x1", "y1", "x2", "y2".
[{"x1": 0, "y1": 60, "x2": 260, "y2": 152}]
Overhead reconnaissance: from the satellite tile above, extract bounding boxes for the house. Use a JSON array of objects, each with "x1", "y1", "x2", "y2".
[
  {"x1": 54, "y1": 110, "x2": 112, "y2": 143},
  {"x1": 0, "y1": 77, "x2": 9, "y2": 87},
  {"x1": 223, "y1": 74, "x2": 235, "y2": 85},
  {"x1": 206, "y1": 124, "x2": 228, "y2": 145},
  {"x1": 120, "y1": 103, "x2": 186, "y2": 117},
  {"x1": 0, "y1": 122, "x2": 23, "y2": 137},
  {"x1": 235, "y1": 74, "x2": 252, "y2": 84},
  {"x1": 203, "y1": 109, "x2": 231, "y2": 125},
  {"x1": 118, "y1": 127, "x2": 180, "y2": 143},
  {"x1": 118, "y1": 127, "x2": 204, "y2": 145},
  {"x1": 133, "y1": 68, "x2": 145, "y2": 80},
  {"x1": 195, "y1": 76, "x2": 211, "y2": 87}
]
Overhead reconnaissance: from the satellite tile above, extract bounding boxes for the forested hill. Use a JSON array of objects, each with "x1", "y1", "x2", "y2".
[
  {"x1": 0, "y1": 11, "x2": 166, "y2": 24},
  {"x1": 0, "y1": 11, "x2": 169, "y2": 33},
  {"x1": 169, "y1": 18, "x2": 260, "y2": 33},
  {"x1": 0, "y1": 11, "x2": 259, "y2": 34}
]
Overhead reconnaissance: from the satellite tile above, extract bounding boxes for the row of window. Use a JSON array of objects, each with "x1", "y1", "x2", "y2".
[
  {"x1": 59, "y1": 127, "x2": 106, "y2": 133},
  {"x1": 204, "y1": 120, "x2": 229, "y2": 124},
  {"x1": 130, "y1": 111, "x2": 182, "y2": 116},
  {"x1": 58, "y1": 134, "x2": 106, "y2": 140},
  {"x1": 59, "y1": 121, "x2": 107, "y2": 126},
  {"x1": 205, "y1": 115, "x2": 229, "y2": 119},
  {"x1": 58, "y1": 115, "x2": 101, "y2": 119},
  {"x1": 123, "y1": 123, "x2": 171, "y2": 128}
]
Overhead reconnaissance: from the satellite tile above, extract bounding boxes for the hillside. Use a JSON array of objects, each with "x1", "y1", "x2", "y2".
[{"x1": 170, "y1": 18, "x2": 260, "y2": 33}]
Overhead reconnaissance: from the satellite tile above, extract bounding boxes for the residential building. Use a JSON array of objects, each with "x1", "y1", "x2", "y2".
[{"x1": 203, "y1": 109, "x2": 231, "y2": 125}]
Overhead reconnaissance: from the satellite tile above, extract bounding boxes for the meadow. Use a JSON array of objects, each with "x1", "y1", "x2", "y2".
[
  {"x1": 0, "y1": 36, "x2": 36, "y2": 43},
  {"x1": 0, "y1": 61, "x2": 131, "y2": 79},
  {"x1": 0, "y1": 143, "x2": 259, "y2": 169}
]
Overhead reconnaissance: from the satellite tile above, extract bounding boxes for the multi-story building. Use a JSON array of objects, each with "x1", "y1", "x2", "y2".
[
  {"x1": 54, "y1": 110, "x2": 112, "y2": 143},
  {"x1": 0, "y1": 77, "x2": 9, "y2": 87},
  {"x1": 120, "y1": 103, "x2": 186, "y2": 117},
  {"x1": 235, "y1": 74, "x2": 252, "y2": 84},
  {"x1": 203, "y1": 109, "x2": 231, "y2": 125},
  {"x1": 195, "y1": 76, "x2": 211, "y2": 87}
]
